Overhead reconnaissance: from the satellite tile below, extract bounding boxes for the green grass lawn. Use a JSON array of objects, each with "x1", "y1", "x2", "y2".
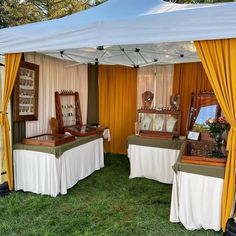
[{"x1": 0, "y1": 154, "x2": 222, "y2": 236}]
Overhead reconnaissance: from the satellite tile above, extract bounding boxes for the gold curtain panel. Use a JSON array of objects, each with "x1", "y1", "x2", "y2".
[
  {"x1": 0, "y1": 53, "x2": 22, "y2": 190},
  {"x1": 195, "y1": 38, "x2": 236, "y2": 232},
  {"x1": 172, "y1": 62, "x2": 213, "y2": 135},
  {"x1": 99, "y1": 65, "x2": 137, "y2": 154}
]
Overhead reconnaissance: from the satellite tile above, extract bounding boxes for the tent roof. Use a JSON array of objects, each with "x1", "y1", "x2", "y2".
[{"x1": 0, "y1": 0, "x2": 236, "y2": 66}]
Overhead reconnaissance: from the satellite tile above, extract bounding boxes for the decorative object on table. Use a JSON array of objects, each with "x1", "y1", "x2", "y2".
[
  {"x1": 170, "y1": 94, "x2": 181, "y2": 111},
  {"x1": 181, "y1": 140, "x2": 226, "y2": 167},
  {"x1": 205, "y1": 117, "x2": 230, "y2": 157},
  {"x1": 186, "y1": 92, "x2": 221, "y2": 140},
  {"x1": 22, "y1": 134, "x2": 75, "y2": 147},
  {"x1": 13, "y1": 61, "x2": 39, "y2": 122},
  {"x1": 187, "y1": 131, "x2": 200, "y2": 141},
  {"x1": 55, "y1": 91, "x2": 103, "y2": 136},
  {"x1": 55, "y1": 91, "x2": 82, "y2": 133},
  {"x1": 134, "y1": 122, "x2": 140, "y2": 135},
  {"x1": 153, "y1": 114, "x2": 165, "y2": 131},
  {"x1": 64, "y1": 125, "x2": 103, "y2": 137},
  {"x1": 49, "y1": 117, "x2": 59, "y2": 135},
  {"x1": 142, "y1": 91, "x2": 154, "y2": 109},
  {"x1": 137, "y1": 109, "x2": 181, "y2": 140},
  {"x1": 166, "y1": 115, "x2": 178, "y2": 132},
  {"x1": 140, "y1": 114, "x2": 152, "y2": 130}
]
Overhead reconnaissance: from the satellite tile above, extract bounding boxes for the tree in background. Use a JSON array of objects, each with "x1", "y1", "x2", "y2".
[
  {"x1": 0, "y1": 0, "x2": 105, "y2": 28},
  {"x1": 0, "y1": 0, "x2": 44, "y2": 28},
  {"x1": 170, "y1": 0, "x2": 235, "y2": 3},
  {"x1": 25, "y1": 0, "x2": 105, "y2": 19}
]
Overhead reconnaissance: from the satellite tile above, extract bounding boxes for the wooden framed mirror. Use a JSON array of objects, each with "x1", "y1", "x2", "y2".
[{"x1": 186, "y1": 92, "x2": 221, "y2": 140}]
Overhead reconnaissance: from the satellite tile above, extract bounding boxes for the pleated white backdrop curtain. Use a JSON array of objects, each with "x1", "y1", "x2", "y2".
[
  {"x1": 137, "y1": 65, "x2": 174, "y2": 109},
  {"x1": 25, "y1": 53, "x2": 88, "y2": 137}
]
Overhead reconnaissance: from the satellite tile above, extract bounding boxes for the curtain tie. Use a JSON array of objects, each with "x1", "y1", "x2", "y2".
[
  {"x1": 0, "y1": 111, "x2": 9, "y2": 129},
  {"x1": 226, "y1": 127, "x2": 236, "y2": 151}
]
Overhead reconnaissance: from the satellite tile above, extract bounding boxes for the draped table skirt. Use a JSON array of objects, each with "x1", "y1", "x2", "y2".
[
  {"x1": 128, "y1": 144, "x2": 180, "y2": 184},
  {"x1": 170, "y1": 171, "x2": 224, "y2": 231},
  {"x1": 13, "y1": 138, "x2": 104, "y2": 197}
]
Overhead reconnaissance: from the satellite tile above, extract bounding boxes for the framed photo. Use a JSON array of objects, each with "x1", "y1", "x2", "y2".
[
  {"x1": 187, "y1": 131, "x2": 200, "y2": 141},
  {"x1": 13, "y1": 61, "x2": 39, "y2": 122}
]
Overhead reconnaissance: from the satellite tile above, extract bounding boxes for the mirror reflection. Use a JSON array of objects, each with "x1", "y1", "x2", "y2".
[{"x1": 193, "y1": 104, "x2": 218, "y2": 132}]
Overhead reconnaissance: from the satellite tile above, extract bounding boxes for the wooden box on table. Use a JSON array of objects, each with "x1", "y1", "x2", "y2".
[
  {"x1": 22, "y1": 134, "x2": 75, "y2": 147},
  {"x1": 181, "y1": 140, "x2": 226, "y2": 167}
]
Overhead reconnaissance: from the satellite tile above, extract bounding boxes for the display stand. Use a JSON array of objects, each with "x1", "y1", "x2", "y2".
[
  {"x1": 137, "y1": 109, "x2": 181, "y2": 140},
  {"x1": 13, "y1": 61, "x2": 39, "y2": 122},
  {"x1": 55, "y1": 91, "x2": 102, "y2": 136}
]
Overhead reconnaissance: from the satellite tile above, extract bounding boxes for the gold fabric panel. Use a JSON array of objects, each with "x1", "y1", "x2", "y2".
[
  {"x1": 99, "y1": 65, "x2": 137, "y2": 154},
  {"x1": 195, "y1": 39, "x2": 236, "y2": 232},
  {"x1": 172, "y1": 62, "x2": 213, "y2": 135},
  {"x1": 0, "y1": 53, "x2": 22, "y2": 190}
]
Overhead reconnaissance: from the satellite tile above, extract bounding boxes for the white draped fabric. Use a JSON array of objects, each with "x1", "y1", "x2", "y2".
[
  {"x1": 13, "y1": 138, "x2": 104, "y2": 197},
  {"x1": 128, "y1": 144, "x2": 179, "y2": 184},
  {"x1": 170, "y1": 171, "x2": 223, "y2": 231},
  {"x1": 137, "y1": 65, "x2": 174, "y2": 109},
  {"x1": 25, "y1": 53, "x2": 88, "y2": 137}
]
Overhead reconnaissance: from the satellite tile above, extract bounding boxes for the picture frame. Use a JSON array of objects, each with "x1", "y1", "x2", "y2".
[
  {"x1": 13, "y1": 61, "x2": 39, "y2": 122},
  {"x1": 187, "y1": 131, "x2": 200, "y2": 141}
]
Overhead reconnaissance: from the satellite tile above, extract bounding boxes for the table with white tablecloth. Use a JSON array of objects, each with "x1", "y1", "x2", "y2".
[
  {"x1": 169, "y1": 149, "x2": 228, "y2": 231},
  {"x1": 127, "y1": 135, "x2": 184, "y2": 184},
  {"x1": 13, "y1": 135, "x2": 104, "y2": 197}
]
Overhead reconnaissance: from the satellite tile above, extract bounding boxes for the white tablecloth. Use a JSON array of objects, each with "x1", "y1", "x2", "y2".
[
  {"x1": 128, "y1": 144, "x2": 180, "y2": 184},
  {"x1": 170, "y1": 171, "x2": 224, "y2": 231},
  {"x1": 13, "y1": 138, "x2": 104, "y2": 197}
]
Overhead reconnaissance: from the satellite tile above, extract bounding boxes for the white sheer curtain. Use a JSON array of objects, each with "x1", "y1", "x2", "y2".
[
  {"x1": 137, "y1": 65, "x2": 174, "y2": 109},
  {"x1": 25, "y1": 53, "x2": 88, "y2": 137}
]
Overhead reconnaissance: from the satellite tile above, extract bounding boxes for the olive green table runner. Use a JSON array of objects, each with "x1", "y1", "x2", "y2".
[
  {"x1": 172, "y1": 143, "x2": 225, "y2": 179},
  {"x1": 127, "y1": 135, "x2": 184, "y2": 150},
  {"x1": 127, "y1": 135, "x2": 225, "y2": 179},
  {"x1": 13, "y1": 134, "x2": 103, "y2": 158}
]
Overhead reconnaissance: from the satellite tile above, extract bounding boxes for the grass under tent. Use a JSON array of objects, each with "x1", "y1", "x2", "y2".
[{"x1": 0, "y1": 154, "x2": 221, "y2": 236}]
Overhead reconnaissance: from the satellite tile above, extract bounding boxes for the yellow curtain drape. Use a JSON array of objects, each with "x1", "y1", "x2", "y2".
[
  {"x1": 172, "y1": 62, "x2": 213, "y2": 135},
  {"x1": 99, "y1": 65, "x2": 137, "y2": 154},
  {"x1": 0, "y1": 53, "x2": 22, "y2": 190},
  {"x1": 195, "y1": 39, "x2": 236, "y2": 231},
  {"x1": 0, "y1": 62, "x2": 7, "y2": 184}
]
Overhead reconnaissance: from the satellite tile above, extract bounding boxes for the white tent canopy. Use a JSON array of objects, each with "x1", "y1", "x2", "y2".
[{"x1": 1, "y1": 0, "x2": 236, "y2": 66}]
